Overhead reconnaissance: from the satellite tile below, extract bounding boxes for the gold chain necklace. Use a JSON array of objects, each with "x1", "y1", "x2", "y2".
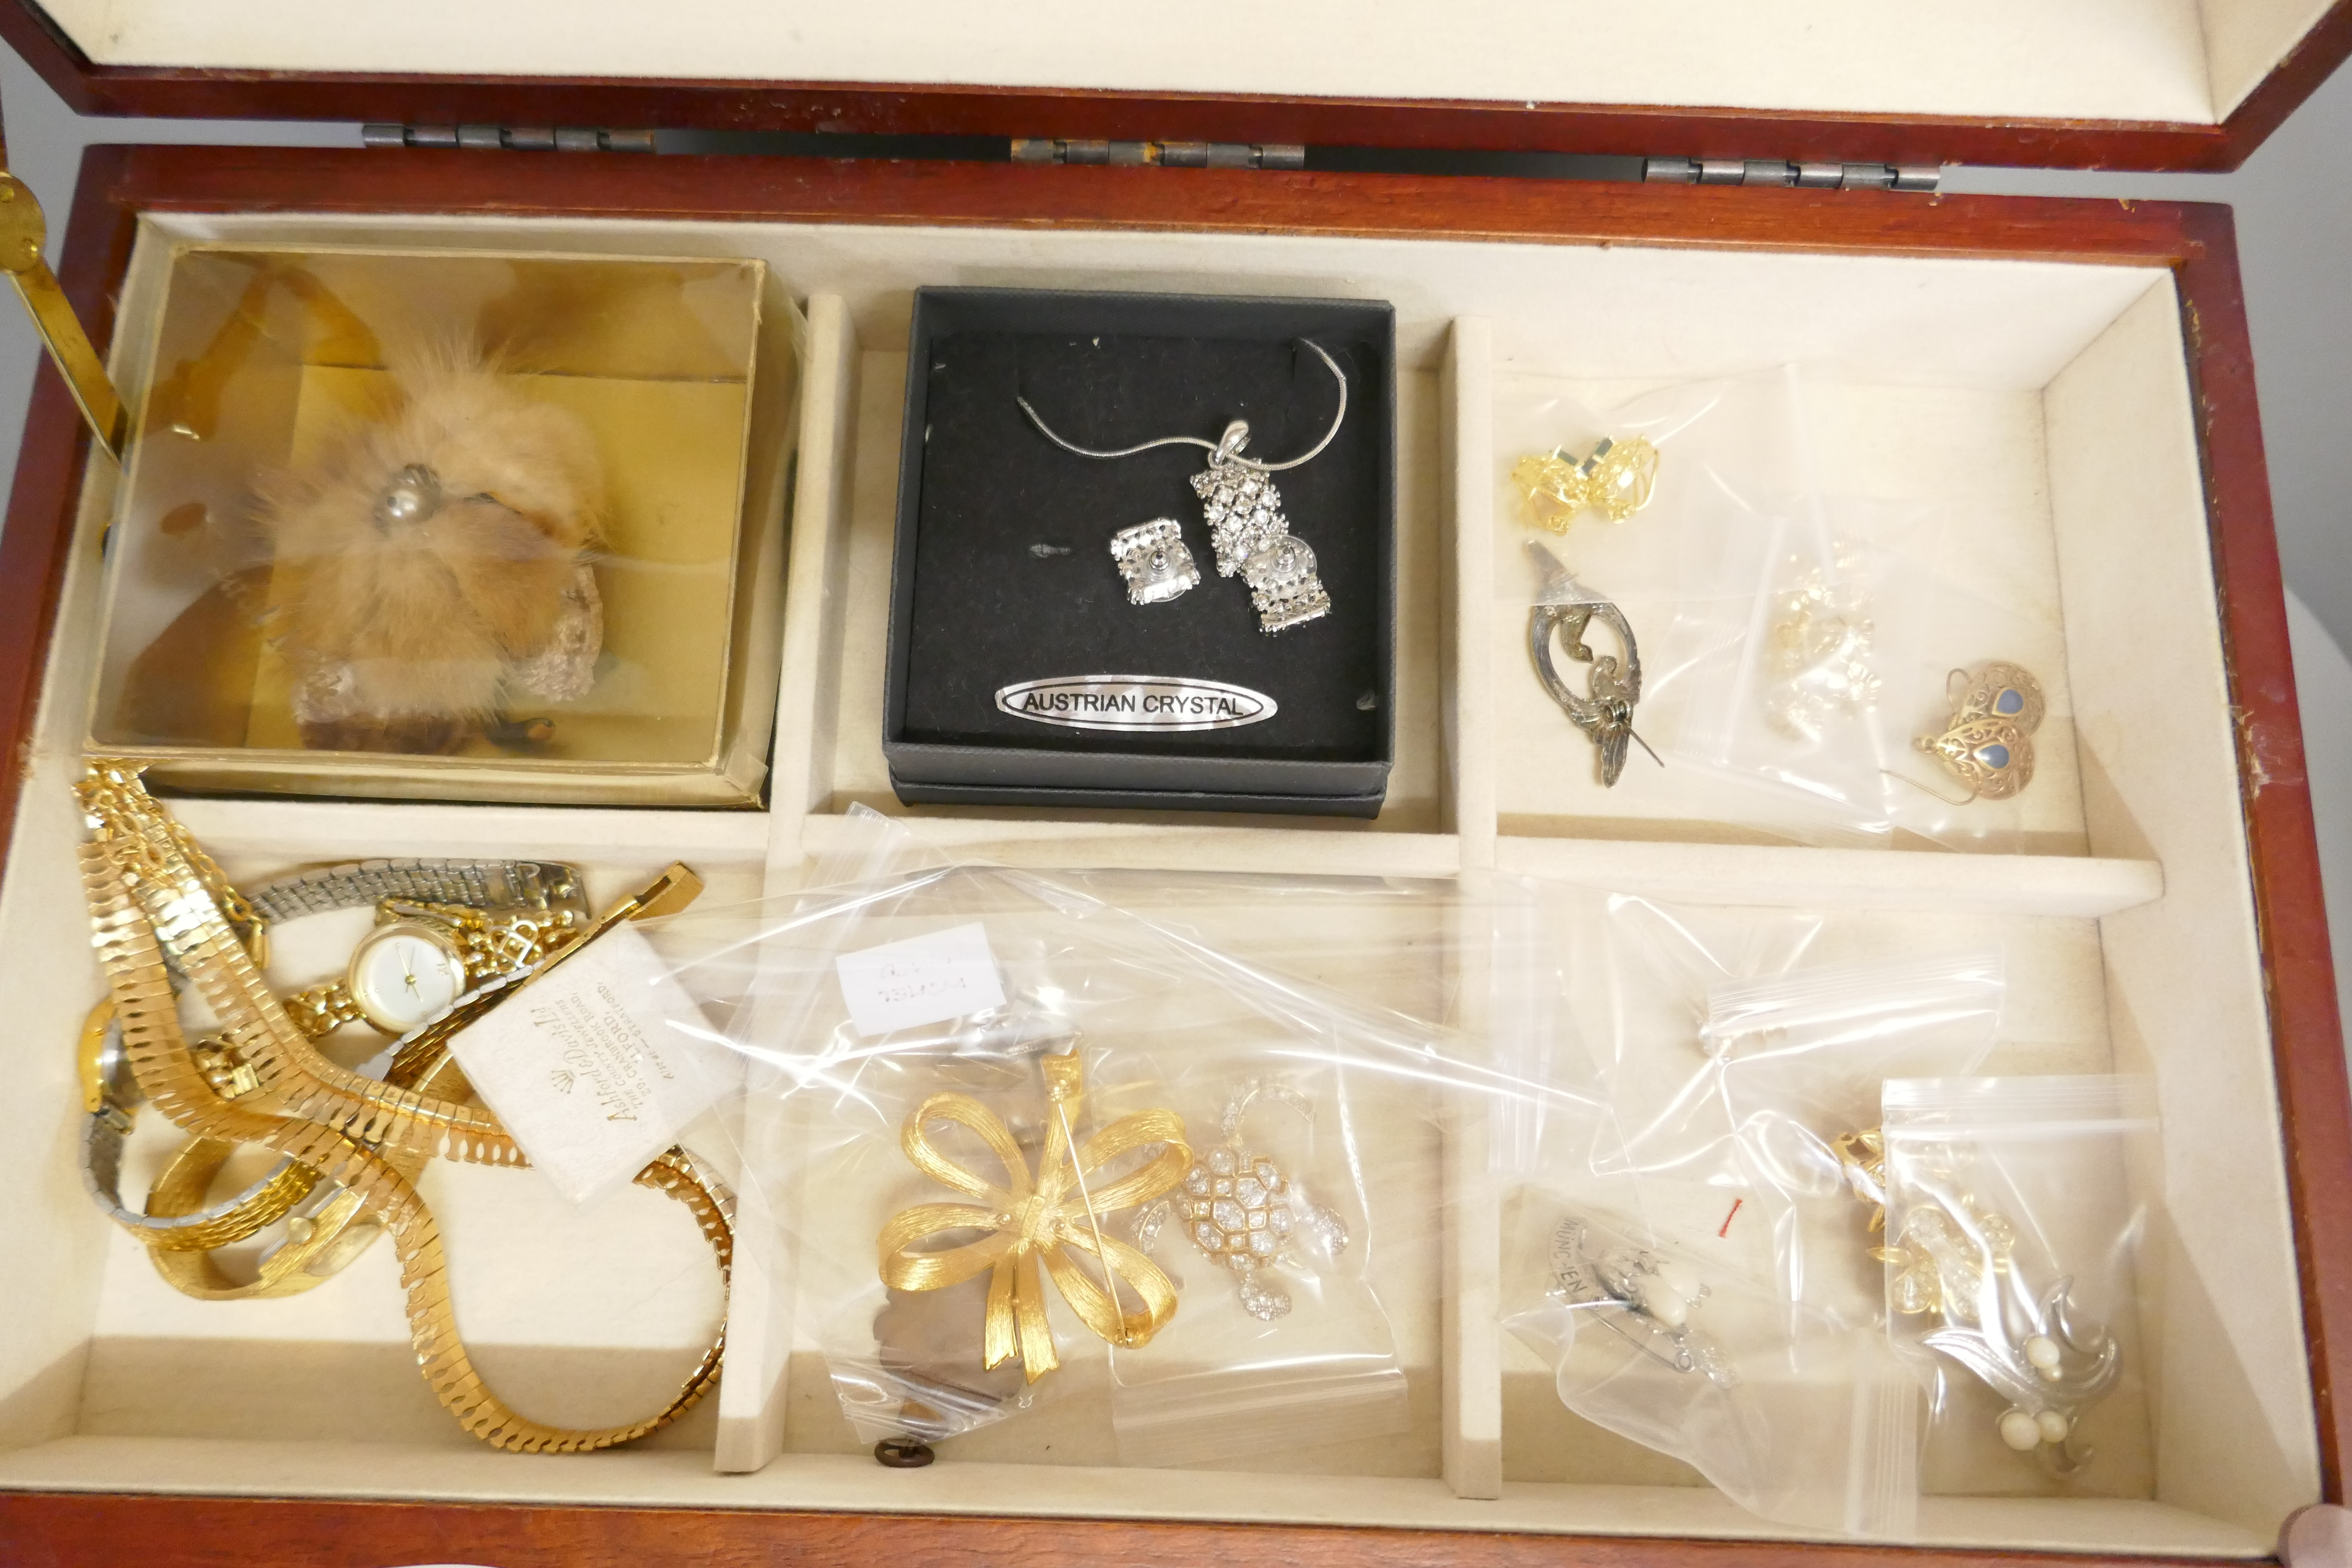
[{"x1": 76, "y1": 761, "x2": 733, "y2": 1452}]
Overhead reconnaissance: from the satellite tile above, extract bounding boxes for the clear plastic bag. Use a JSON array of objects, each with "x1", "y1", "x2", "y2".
[
  {"x1": 1863, "y1": 511, "x2": 2083, "y2": 854},
  {"x1": 1495, "y1": 369, "x2": 1834, "y2": 832},
  {"x1": 1499, "y1": 367, "x2": 1929, "y2": 845},
  {"x1": 1647, "y1": 506, "x2": 1950, "y2": 848},
  {"x1": 1482, "y1": 892, "x2": 2014, "y2": 1537},
  {"x1": 1573, "y1": 896, "x2": 1991, "y2": 1166},
  {"x1": 1876, "y1": 1075, "x2": 2156, "y2": 1495},
  {"x1": 1498, "y1": 365, "x2": 2078, "y2": 852},
  {"x1": 1504, "y1": 1198, "x2": 1921, "y2": 1537},
  {"x1": 1112, "y1": 1068, "x2": 1395, "y2": 1467},
  {"x1": 662, "y1": 853, "x2": 1599, "y2": 1464},
  {"x1": 1623, "y1": 948, "x2": 2007, "y2": 1323}
]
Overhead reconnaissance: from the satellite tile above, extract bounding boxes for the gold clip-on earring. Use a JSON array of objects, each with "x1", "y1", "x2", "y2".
[
  {"x1": 1902, "y1": 661, "x2": 2044, "y2": 804},
  {"x1": 1512, "y1": 435, "x2": 1659, "y2": 534}
]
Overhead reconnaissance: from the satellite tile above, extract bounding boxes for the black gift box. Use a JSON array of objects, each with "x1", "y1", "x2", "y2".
[{"x1": 884, "y1": 287, "x2": 1398, "y2": 817}]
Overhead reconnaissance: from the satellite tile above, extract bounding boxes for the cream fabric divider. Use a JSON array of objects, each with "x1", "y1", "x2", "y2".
[
  {"x1": 711, "y1": 292, "x2": 861, "y2": 1474},
  {"x1": 2045, "y1": 279, "x2": 2319, "y2": 1531},
  {"x1": 1441, "y1": 319, "x2": 1504, "y2": 1500}
]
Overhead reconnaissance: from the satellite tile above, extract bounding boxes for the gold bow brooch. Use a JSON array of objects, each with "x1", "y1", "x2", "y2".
[{"x1": 879, "y1": 1051, "x2": 1190, "y2": 1383}]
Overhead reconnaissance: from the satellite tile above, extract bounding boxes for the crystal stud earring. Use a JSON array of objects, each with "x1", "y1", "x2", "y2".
[{"x1": 1109, "y1": 518, "x2": 1200, "y2": 605}]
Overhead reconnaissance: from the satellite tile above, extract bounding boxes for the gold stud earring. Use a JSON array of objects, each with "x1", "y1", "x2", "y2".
[{"x1": 1765, "y1": 560, "x2": 1880, "y2": 741}]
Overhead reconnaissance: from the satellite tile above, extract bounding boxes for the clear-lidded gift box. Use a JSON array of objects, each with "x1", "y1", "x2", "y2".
[{"x1": 86, "y1": 244, "x2": 798, "y2": 806}]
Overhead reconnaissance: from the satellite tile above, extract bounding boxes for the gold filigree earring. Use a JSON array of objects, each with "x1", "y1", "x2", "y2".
[{"x1": 1897, "y1": 661, "x2": 2045, "y2": 804}]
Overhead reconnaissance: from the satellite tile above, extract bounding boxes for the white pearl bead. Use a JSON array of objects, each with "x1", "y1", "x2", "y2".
[
  {"x1": 1635, "y1": 1277, "x2": 1688, "y2": 1329},
  {"x1": 1651, "y1": 1260, "x2": 1701, "y2": 1302},
  {"x1": 1998, "y1": 1410, "x2": 2042, "y2": 1452},
  {"x1": 2036, "y1": 1409, "x2": 2070, "y2": 1445},
  {"x1": 2025, "y1": 1335, "x2": 2063, "y2": 1378}
]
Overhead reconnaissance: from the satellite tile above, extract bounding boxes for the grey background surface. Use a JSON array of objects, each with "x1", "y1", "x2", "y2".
[{"x1": 0, "y1": 45, "x2": 2346, "y2": 1035}]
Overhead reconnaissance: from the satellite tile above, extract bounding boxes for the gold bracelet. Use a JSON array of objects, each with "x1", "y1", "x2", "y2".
[
  {"x1": 134, "y1": 1015, "x2": 469, "y2": 1302},
  {"x1": 120, "y1": 885, "x2": 600, "y2": 1298},
  {"x1": 77, "y1": 762, "x2": 734, "y2": 1450},
  {"x1": 84, "y1": 890, "x2": 551, "y2": 1292},
  {"x1": 141, "y1": 1140, "x2": 374, "y2": 1300},
  {"x1": 81, "y1": 999, "x2": 325, "y2": 1259}
]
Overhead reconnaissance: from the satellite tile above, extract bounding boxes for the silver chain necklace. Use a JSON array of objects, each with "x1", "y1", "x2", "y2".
[{"x1": 1018, "y1": 340, "x2": 1347, "y2": 634}]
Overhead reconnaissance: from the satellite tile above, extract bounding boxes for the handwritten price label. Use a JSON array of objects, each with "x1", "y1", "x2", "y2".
[{"x1": 834, "y1": 922, "x2": 1007, "y2": 1037}]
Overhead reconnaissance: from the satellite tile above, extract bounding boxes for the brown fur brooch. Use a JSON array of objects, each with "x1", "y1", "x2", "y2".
[{"x1": 257, "y1": 350, "x2": 605, "y2": 754}]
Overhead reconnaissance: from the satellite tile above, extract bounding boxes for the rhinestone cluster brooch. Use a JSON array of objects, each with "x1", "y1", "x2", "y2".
[{"x1": 1135, "y1": 1081, "x2": 1348, "y2": 1320}]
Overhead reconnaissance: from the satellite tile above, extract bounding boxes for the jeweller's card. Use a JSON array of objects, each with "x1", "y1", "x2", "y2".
[
  {"x1": 451, "y1": 919, "x2": 733, "y2": 1205},
  {"x1": 834, "y1": 921, "x2": 1006, "y2": 1036}
]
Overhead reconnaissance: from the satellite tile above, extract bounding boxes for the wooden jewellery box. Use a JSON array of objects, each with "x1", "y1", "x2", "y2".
[{"x1": 0, "y1": 2, "x2": 2349, "y2": 1564}]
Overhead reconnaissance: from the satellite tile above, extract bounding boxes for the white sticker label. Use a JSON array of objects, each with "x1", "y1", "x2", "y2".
[
  {"x1": 450, "y1": 919, "x2": 731, "y2": 1206},
  {"x1": 834, "y1": 922, "x2": 1007, "y2": 1036}
]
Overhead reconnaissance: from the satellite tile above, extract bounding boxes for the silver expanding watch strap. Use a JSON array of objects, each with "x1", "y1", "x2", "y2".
[
  {"x1": 244, "y1": 858, "x2": 587, "y2": 924},
  {"x1": 80, "y1": 1102, "x2": 306, "y2": 1244}
]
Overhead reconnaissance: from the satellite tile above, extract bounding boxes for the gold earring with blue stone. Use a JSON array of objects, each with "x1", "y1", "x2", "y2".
[{"x1": 1913, "y1": 662, "x2": 2044, "y2": 802}]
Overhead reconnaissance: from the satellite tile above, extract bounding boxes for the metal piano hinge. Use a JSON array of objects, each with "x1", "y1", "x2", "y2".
[
  {"x1": 1011, "y1": 139, "x2": 1307, "y2": 171},
  {"x1": 361, "y1": 124, "x2": 658, "y2": 153},
  {"x1": 1643, "y1": 157, "x2": 1941, "y2": 193}
]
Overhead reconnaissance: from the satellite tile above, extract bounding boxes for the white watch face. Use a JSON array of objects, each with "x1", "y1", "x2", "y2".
[{"x1": 347, "y1": 922, "x2": 467, "y2": 1035}]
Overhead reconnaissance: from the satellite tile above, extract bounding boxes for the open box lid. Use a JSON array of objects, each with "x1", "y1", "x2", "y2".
[{"x1": 0, "y1": 0, "x2": 2346, "y2": 173}]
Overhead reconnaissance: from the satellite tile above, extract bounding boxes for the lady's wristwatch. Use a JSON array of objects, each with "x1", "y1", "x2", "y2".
[{"x1": 80, "y1": 857, "x2": 589, "y2": 1298}]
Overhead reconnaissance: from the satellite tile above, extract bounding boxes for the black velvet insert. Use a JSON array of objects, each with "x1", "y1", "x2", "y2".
[{"x1": 887, "y1": 290, "x2": 1396, "y2": 789}]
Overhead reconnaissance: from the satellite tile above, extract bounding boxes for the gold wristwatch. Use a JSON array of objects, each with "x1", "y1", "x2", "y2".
[
  {"x1": 81, "y1": 857, "x2": 589, "y2": 1296},
  {"x1": 77, "y1": 764, "x2": 735, "y2": 1452},
  {"x1": 274, "y1": 866, "x2": 591, "y2": 1041}
]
